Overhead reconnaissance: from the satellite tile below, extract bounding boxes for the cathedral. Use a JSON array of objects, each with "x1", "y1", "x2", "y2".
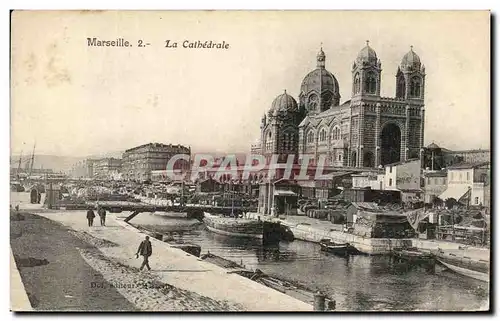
[{"x1": 252, "y1": 41, "x2": 426, "y2": 168}]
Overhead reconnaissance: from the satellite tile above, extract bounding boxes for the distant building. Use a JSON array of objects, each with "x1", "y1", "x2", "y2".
[
  {"x1": 422, "y1": 142, "x2": 490, "y2": 169},
  {"x1": 11, "y1": 167, "x2": 53, "y2": 178},
  {"x1": 250, "y1": 141, "x2": 262, "y2": 155},
  {"x1": 122, "y1": 143, "x2": 191, "y2": 181},
  {"x1": 93, "y1": 158, "x2": 122, "y2": 179},
  {"x1": 444, "y1": 149, "x2": 490, "y2": 164},
  {"x1": 258, "y1": 179, "x2": 300, "y2": 216},
  {"x1": 86, "y1": 159, "x2": 95, "y2": 178},
  {"x1": 351, "y1": 171, "x2": 385, "y2": 190},
  {"x1": 196, "y1": 177, "x2": 222, "y2": 193},
  {"x1": 422, "y1": 170, "x2": 447, "y2": 204},
  {"x1": 347, "y1": 159, "x2": 421, "y2": 204},
  {"x1": 439, "y1": 161, "x2": 490, "y2": 207},
  {"x1": 383, "y1": 158, "x2": 422, "y2": 203}
]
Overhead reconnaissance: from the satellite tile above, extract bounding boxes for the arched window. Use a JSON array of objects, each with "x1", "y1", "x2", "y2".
[
  {"x1": 332, "y1": 126, "x2": 341, "y2": 140},
  {"x1": 396, "y1": 76, "x2": 406, "y2": 98},
  {"x1": 307, "y1": 131, "x2": 315, "y2": 144},
  {"x1": 353, "y1": 73, "x2": 361, "y2": 94},
  {"x1": 338, "y1": 154, "x2": 342, "y2": 161},
  {"x1": 410, "y1": 76, "x2": 421, "y2": 98},
  {"x1": 307, "y1": 94, "x2": 318, "y2": 111},
  {"x1": 265, "y1": 131, "x2": 273, "y2": 151},
  {"x1": 365, "y1": 72, "x2": 377, "y2": 94},
  {"x1": 319, "y1": 129, "x2": 327, "y2": 142}
]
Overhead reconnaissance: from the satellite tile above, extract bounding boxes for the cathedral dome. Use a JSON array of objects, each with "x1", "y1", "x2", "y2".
[
  {"x1": 300, "y1": 68, "x2": 339, "y2": 97},
  {"x1": 356, "y1": 41, "x2": 378, "y2": 65},
  {"x1": 401, "y1": 46, "x2": 421, "y2": 70},
  {"x1": 268, "y1": 90, "x2": 298, "y2": 116},
  {"x1": 300, "y1": 47, "x2": 340, "y2": 100}
]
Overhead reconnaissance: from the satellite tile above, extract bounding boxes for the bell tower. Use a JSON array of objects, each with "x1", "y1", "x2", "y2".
[
  {"x1": 396, "y1": 46, "x2": 426, "y2": 101},
  {"x1": 352, "y1": 41, "x2": 382, "y2": 98}
]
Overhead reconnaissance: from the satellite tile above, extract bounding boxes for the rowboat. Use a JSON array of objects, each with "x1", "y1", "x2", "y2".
[
  {"x1": 319, "y1": 239, "x2": 350, "y2": 256},
  {"x1": 436, "y1": 254, "x2": 489, "y2": 282},
  {"x1": 392, "y1": 247, "x2": 435, "y2": 263}
]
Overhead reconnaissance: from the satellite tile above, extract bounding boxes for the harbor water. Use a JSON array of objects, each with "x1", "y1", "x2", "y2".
[{"x1": 128, "y1": 212, "x2": 489, "y2": 311}]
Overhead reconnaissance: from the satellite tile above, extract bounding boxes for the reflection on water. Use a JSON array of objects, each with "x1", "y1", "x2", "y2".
[{"x1": 130, "y1": 212, "x2": 489, "y2": 311}]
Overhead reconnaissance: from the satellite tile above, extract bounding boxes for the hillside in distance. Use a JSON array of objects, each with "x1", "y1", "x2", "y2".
[
  {"x1": 10, "y1": 149, "x2": 250, "y2": 174},
  {"x1": 10, "y1": 151, "x2": 123, "y2": 173}
]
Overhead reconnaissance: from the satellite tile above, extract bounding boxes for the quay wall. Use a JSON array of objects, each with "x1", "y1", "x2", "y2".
[
  {"x1": 106, "y1": 215, "x2": 313, "y2": 310},
  {"x1": 246, "y1": 212, "x2": 408, "y2": 254},
  {"x1": 246, "y1": 213, "x2": 488, "y2": 257},
  {"x1": 281, "y1": 221, "x2": 410, "y2": 255},
  {"x1": 30, "y1": 209, "x2": 312, "y2": 311}
]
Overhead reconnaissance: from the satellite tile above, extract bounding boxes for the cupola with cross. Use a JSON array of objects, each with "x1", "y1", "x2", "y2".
[
  {"x1": 299, "y1": 45, "x2": 341, "y2": 115},
  {"x1": 396, "y1": 45, "x2": 426, "y2": 100},
  {"x1": 352, "y1": 40, "x2": 382, "y2": 97}
]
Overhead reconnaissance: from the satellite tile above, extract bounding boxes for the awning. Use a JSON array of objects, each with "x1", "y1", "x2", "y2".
[
  {"x1": 274, "y1": 190, "x2": 297, "y2": 197},
  {"x1": 438, "y1": 185, "x2": 470, "y2": 201},
  {"x1": 407, "y1": 208, "x2": 432, "y2": 230}
]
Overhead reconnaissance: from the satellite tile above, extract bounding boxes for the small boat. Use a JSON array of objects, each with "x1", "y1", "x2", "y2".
[
  {"x1": 436, "y1": 253, "x2": 489, "y2": 282},
  {"x1": 392, "y1": 247, "x2": 435, "y2": 262},
  {"x1": 319, "y1": 239, "x2": 350, "y2": 256}
]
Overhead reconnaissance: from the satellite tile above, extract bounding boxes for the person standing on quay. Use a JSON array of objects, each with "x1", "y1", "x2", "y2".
[
  {"x1": 86, "y1": 208, "x2": 95, "y2": 227},
  {"x1": 98, "y1": 206, "x2": 107, "y2": 226},
  {"x1": 136, "y1": 236, "x2": 152, "y2": 271}
]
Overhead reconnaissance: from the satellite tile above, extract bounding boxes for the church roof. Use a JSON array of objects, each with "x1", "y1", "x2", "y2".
[
  {"x1": 317, "y1": 116, "x2": 335, "y2": 127},
  {"x1": 356, "y1": 41, "x2": 378, "y2": 65},
  {"x1": 299, "y1": 115, "x2": 319, "y2": 127},
  {"x1": 401, "y1": 47, "x2": 422, "y2": 70},
  {"x1": 311, "y1": 101, "x2": 350, "y2": 118},
  {"x1": 268, "y1": 90, "x2": 298, "y2": 116},
  {"x1": 300, "y1": 68, "x2": 339, "y2": 96}
]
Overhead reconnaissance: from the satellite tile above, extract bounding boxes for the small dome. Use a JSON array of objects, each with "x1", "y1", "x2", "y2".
[
  {"x1": 268, "y1": 90, "x2": 298, "y2": 116},
  {"x1": 356, "y1": 41, "x2": 378, "y2": 65},
  {"x1": 317, "y1": 47, "x2": 325, "y2": 63},
  {"x1": 401, "y1": 46, "x2": 421, "y2": 69}
]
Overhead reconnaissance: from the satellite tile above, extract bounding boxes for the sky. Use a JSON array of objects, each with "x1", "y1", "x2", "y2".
[{"x1": 10, "y1": 11, "x2": 490, "y2": 157}]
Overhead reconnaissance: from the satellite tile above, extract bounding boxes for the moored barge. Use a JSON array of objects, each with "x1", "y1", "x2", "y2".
[{"x1": 203, "y1": 212, "x2": 294, "y2": 244}]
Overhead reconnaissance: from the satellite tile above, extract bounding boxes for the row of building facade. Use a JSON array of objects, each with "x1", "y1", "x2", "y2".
[
  {"x1": 77, "y1": 143, "x2": 191, "y2": 181},
  {"x1": 352, "y1": 158, "x2": 491, "y2": 208}
]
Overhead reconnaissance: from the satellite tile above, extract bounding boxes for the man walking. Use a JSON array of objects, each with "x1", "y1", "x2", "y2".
[
  {"x1": 86, "y1": 208, "x2": 95, "y2": 227},
  {"x1": 136, "y1": 236, "x2": 152, "y2": 271},
  {"x1": 98, "y1": 206, "x2": 107, "y2": 226}
]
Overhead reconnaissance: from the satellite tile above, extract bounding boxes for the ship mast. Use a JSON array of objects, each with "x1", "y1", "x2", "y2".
[
  {"x1": 17, "y1": 151, "x2": 23, "y2": 181},
  {"x1": 29, "y1": 142, "x2": 36, "y2": 178}
]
